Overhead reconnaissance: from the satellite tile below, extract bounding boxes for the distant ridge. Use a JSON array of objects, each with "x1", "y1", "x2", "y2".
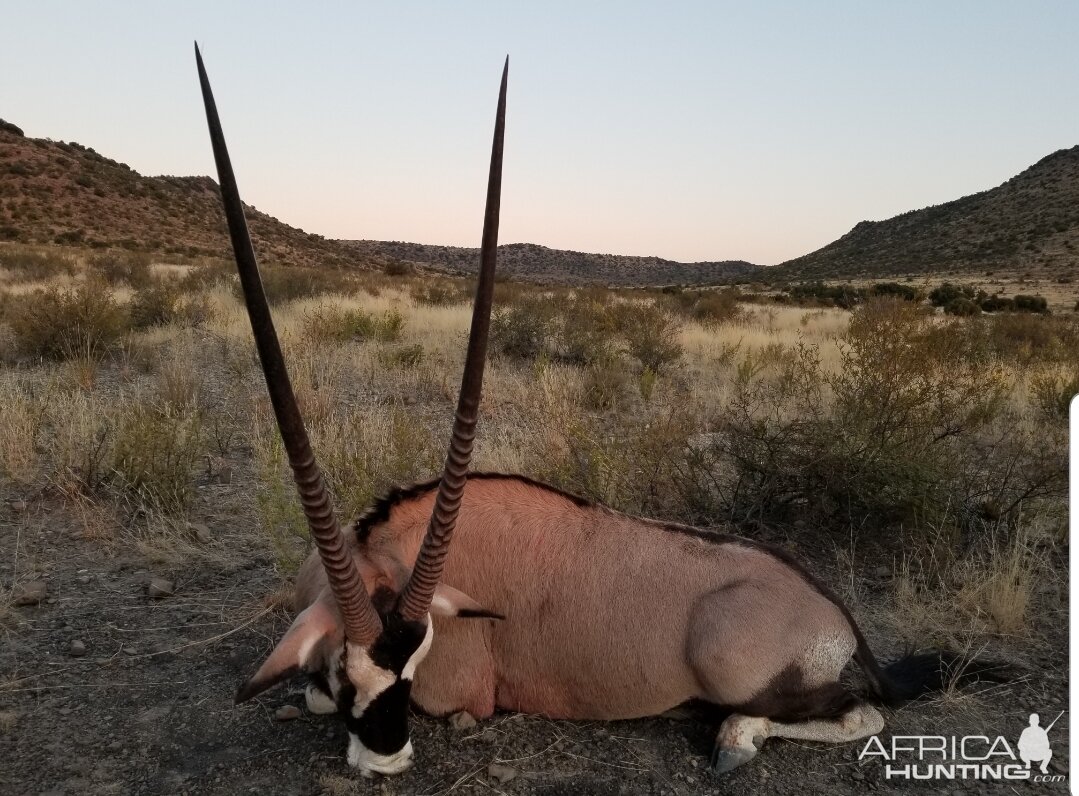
[
  {"x1": 773, "y1": 146, "x2": 1079, "y2": 280},
  {"x1": 344, "y1": 240, "x2": 759, "y2": 286},
  {"x1": 0, "y1": 119, "x2": 756, "y2": 286},
  {"x1": 4, "y1": 118, "x2": 1074, "y2": 286}
]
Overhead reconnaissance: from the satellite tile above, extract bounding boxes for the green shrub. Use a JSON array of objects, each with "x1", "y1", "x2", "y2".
[
  {"x1": 580, "y1": 355, "x2": 630, "y2": 410},
  {"x1": 377, "y1": 343, "x2": 424, "y2": 369},
  {"x1": 89, "y1": 252, "x2": 153, "y2": 288},
  {"x1": 558, "y1": 297, "x2": 619, "y2": 365},
  {"x1": 944, "y1": 297, "x2": 981, "y2": 316},
  {"x1": 7, "y1": 280, "x2": 129, "y2": 360},
  {"x1": 0, "y1": 249, "x2": 75, "y2": 281},
  {"x1": 688, "y1": 299, "x2": 1047, "y2": 536},
  {"x1": 409, "y1": 280, "x2": 470, "y2": 306},
  {"x1": 870, "y1": 282, "x2": 922, "y2": 301},
  {"x1": 491, "y1": 295, "x2": 558, "y2": 360},
  {"x1": 691, "y1": 289, "x2": 743, "y2": 325},
  {"x1": 230, "y1": 264, "x2": 352, "y2": 304},
  {"x1": 111, "y1": 403, "x2": 202, "y2": 513},
  {"x1": 611, "y1": 302, "x2": 682, "y2": 372},
  {"x1": 301, "y1": 303, "x2": 404, "y2": 343},
  {"x1": 129, "y1": 283, "x2": 180, "y2": 329},
  {"x1": 1012, "y1": 294, "x2": 1049, "y2": 314}
]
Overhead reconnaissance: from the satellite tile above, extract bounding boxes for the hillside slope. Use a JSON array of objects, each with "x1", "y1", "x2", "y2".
[
  {"x1": 774, "y1": 146, "x2": 1079, "y2": 280},
  {"x1": 0, "y1": 121, "x2": 757, "y2": 285},
  {"x1": 0, "y1": 122, "x2": 377, "y2": 270},
  {"x1": 345, "y1": 240, "x2": 758, "y2": 286}
]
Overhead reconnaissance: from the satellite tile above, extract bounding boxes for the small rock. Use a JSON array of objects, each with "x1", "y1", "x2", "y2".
[
  {"x1": 872, "y1": 565, "x2": 890, "y2": 579},
  {"x1": 8, "y1": 499, "x2": 28, "y2": 513},
  {"x1": 487, "y1": 763, "x2": 518, "y2": 784},
  {"x1": 275, "y1": 705, "x2": 302, "y2": 721},
  {"x1": 124, "y1": 646, "x2": 139, "y2": 656},
  {"x1": 147, "y1": 577, "x2": 174, "y2": 599},
  {"x1": 13, "y1": 580, "x2": 47, "y2": 606},
  {"x1": 187, "y1": 522, "x2": 213, "y2": 543},
  {"x1": 448, "y1": 711, "x2": 477, "y2": 731},
  {"x1": 77, "y1": 575, "x2": 91, "y2": 585},
  {"x1": 69, "y1": 640, "x2": 87, "y2": 657}
]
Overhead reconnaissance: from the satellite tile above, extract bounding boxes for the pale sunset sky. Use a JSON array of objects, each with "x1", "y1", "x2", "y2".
[{"x1": 2, "y1": 2, "x2": 1077, "y2": 264}]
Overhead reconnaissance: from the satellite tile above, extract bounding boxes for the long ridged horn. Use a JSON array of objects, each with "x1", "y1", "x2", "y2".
[
  {"x1": 195, "y1": 43, "x2": 383, "y2": 645},
  {"x1": 398, "y1": 58, "x2": 507, "y2": 621}
]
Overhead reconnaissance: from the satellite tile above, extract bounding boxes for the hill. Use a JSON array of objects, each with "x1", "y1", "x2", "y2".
[
  {"x1": 344, "y1": 240, "x2": 758, "y2": 286},
  {"x1": 0, "y1": 120, "x2": 757, "y2": 286},
  {"x1": 0, "y1": 121, "x2": 377, "y2": 270},
  {"x1": 773, "y1": 146, "x2": 1079, "y2": 280}
]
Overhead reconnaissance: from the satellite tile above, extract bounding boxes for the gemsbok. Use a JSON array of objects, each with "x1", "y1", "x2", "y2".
[{"x1": 195, "y1": 44, "x2": 996, "y2": 777}]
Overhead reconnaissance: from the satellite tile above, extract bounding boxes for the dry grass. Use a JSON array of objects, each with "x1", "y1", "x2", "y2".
[{"x1": 0, "y1": 260, "x2": 1071, "y2": 647}]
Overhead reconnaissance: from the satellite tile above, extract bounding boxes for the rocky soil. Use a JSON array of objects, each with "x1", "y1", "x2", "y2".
[{"x1": 0, "y1": 494, "x2": 1068, "y2": 796}]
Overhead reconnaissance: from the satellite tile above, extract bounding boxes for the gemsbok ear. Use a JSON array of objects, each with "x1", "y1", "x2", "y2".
[
  {"x1": 430, "y1": 583, "x2": 505, "y2": 620},
  {"x1": 235, "y1": 592, "x2": 345, "y2": 703}
]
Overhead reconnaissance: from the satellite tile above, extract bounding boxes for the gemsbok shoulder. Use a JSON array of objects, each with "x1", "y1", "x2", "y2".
[{"x1": 194, "y1": 44, "x2": 998, "y2": 777}]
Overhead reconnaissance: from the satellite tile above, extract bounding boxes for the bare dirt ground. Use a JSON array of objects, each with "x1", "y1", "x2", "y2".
[{"x1": 1, "y1": 478, "x2": 1068, "y2": 796}]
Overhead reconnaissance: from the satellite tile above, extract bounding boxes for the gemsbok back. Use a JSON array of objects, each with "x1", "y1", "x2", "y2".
[{"x1": 195, "y1": 44, "x2": 998, "y2": 777}]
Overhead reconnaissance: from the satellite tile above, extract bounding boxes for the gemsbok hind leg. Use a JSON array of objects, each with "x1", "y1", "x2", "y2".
[{"x1": 711, "y1": 702, "x2": 884, "y2": 774}]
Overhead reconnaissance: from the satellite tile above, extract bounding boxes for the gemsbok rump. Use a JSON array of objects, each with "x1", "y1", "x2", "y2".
[{"x1": 195, "y1": 45, "x2": 995, "y2": 777}]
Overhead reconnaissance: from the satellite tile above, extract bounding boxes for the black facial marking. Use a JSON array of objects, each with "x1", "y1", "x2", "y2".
[
  {"x1": 308, "y1": 670, "x2": 332, "y2": 701},
  {"x1": 331, "y1": 612, "x2": 428, "y2": 755},
  {"x1": 345, "y1": 679, "x2": 414, "y2": 754},
  {"x1": 367, "y1": 612, "x2": 427, "y2": 674}
]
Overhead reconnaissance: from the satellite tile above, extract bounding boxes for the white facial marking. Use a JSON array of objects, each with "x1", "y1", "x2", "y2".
[
  {"x1": 401, "y1": 619, "x2": 434, "y2": 682},
  {"x1": 345, "y1": 643, "x2": 396, "y2": 718},
  {"x1": 305, "y1": 684, "x2": 337, "y2": 715},
  {"x1": 348, "y1": 734, "x2": 414, "y2": 776}
]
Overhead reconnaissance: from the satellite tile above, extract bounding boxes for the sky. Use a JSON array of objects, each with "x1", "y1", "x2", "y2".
[{"x1": 2, "y1": 2, "x2": 1077, "y2": 265}]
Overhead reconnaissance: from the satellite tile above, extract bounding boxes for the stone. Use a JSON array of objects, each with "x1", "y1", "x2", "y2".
[
  {"x1": 187, "y1": 522, "x2": 213, "y2": 543},
  {"x1": 69, "y1": 640, "x2": 87, "y2": 657},
  {"x1": 8, "y1": 499, "x2": 28, "y2": 513},
  {"x1": 448, "y1": 711, "x2": 477, "y2": 731},
  {"x1": 13, "y1": 580, "x2": 47, "y2": 606},
  {"x1": 147, "y1": 577, "x2": 174, "y2": 599},
  {"x1": 275, "y1": 705, "x2": 302, "y2": 721},
  {"x1": 77, "y1": 575, "x2": 91, "y2": 585},
  {"x1": 873, "y1": 565, "x2": 891, "y2": 579},
  {"x1": 487, "y1": 764, "x2": 518, "y2": 784}
]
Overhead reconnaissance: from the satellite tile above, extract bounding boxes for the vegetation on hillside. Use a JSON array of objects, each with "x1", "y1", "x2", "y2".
[
  {"x1": 776, "y1": 146, "x2": 1079, "y2": 280},
  {"x1": 0, "y1": 247, "x2": 1071, "y2": 643}
]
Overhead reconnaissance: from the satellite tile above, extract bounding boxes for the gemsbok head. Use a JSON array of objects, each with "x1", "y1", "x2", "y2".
[{"x1": 195, "y1": 43, "x2": 507, "y2": 774}]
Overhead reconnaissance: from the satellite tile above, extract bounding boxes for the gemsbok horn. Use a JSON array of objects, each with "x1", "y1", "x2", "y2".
[
  {"x1": 196, "y1": 45, "x2": 1003, "y2": 778},
  {"x1": 197, "y1": 43, "x2": 506, "y2": 774}
]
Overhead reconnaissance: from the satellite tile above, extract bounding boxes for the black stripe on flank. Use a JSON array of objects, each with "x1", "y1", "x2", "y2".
[{"x1": 353, "y1": 472, "x2": 592, "y2": 542}]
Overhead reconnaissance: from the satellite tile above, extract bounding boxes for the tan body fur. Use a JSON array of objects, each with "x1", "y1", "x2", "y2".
[{"x1": 295, "y1": 475, "x2": 856, "y2": 722}]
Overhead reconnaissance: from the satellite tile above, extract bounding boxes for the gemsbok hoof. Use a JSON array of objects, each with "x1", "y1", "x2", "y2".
[{"x1": 710, "y1": 744, "x2": 759, "y2": 774}]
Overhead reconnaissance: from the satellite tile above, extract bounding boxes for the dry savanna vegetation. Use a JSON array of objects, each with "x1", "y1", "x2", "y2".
[{"x1": 0, "y1": 243, "x2": 1071, "y2": 650}]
